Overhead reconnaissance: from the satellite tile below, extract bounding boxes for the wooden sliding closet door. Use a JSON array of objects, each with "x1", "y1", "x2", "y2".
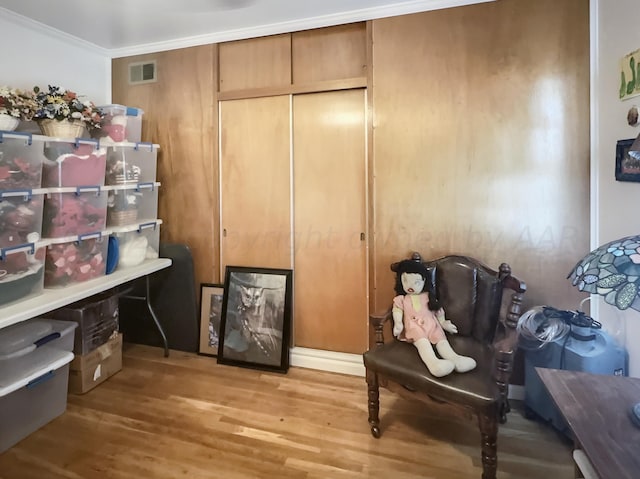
[
  {"x1": 219, "y1": 96, "x2": 292, "y2": 274},
  {"x1": 293, "y1": 89, "x2": 368, "y2": 354}
]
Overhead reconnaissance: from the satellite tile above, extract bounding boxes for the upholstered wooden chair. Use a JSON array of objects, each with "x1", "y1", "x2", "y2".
[{"x1": 363, "y1": 252, "x2": 526, "y2": 479}]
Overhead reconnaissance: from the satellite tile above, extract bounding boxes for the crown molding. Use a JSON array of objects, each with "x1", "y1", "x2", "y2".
[
  {"x1": 2, "y1": 0, "x2": 495, "y2": 58},
  {"x1": 110, "y1": 0, "x2": 496, "y2": 58},
  {"x1": 0, "y1": 7, "x2": 109, "y2": 57}
]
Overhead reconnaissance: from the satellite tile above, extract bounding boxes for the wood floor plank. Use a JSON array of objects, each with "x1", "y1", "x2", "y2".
[{"x1": 0, "y1": 344, "x2": 573, "y2": 478}]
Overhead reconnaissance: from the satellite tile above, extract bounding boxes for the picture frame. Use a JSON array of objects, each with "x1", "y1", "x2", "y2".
[
  {"x1": 198, "y1": 283, "x2": 225, "y2": 356},
  {"x1": 615, "y1": 138, "x2": 640, "y2": 182},
  {"x1": 218, "y1": 266, "x2": 293, "y2": 373}
]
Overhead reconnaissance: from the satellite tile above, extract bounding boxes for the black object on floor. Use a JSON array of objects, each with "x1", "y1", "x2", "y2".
[{"x1": 118, "y1": 243, "x2": 199, "y2": 352}]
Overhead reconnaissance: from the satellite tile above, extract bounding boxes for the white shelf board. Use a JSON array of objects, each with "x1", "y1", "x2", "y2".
[{"x1": 0, "y1": 258, "x2": 172, "y2": 330}]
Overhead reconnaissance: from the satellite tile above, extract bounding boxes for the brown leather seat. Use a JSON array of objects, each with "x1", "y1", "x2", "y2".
[{"x1": 363, "y1": 253, "x2": 526, "y2": 479}]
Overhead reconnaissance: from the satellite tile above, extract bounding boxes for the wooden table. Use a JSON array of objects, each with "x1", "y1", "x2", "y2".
[{"x1": 536, "y1": 367, "x2": 640, "y2": 479}]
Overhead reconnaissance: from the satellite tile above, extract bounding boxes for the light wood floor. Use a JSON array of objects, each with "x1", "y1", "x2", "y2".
[{"x1": 0, "y1": 344, "x2": 574, "y2": 479}]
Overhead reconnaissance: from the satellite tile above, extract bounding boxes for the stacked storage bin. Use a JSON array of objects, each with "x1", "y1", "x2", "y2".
[
  {"x1": 0, "y1": 318, "x2": 77, "y2": 452},
  {"x1": 96, "y1": 104, "x2": 144, "y2": 144},
  {"x1": 1, "y1": 106, "x2": 162, "y2": 305},
  {"x1": 104, "y1": 140, "x2": 162, "y2": 271},
  {"x1": 0, "y1": 132, "x2": 48, "y2": 306},
  {"x1": 0, "y1": 108, "x2": 160, "y2": 449},
  {"x1": 40, "y1": 137, "x2": 111, "y2": 288}
]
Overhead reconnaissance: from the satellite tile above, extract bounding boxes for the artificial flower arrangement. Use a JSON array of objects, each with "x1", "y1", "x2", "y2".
[
  {"x1": 32, "y1": 85, "x2": 104, "y2": 132},
  {"x1": 0, "y1": 86, "x2": 38, "y2": 120}
]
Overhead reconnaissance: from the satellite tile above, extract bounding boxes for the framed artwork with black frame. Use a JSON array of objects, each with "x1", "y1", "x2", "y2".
[
  {"x1": 615, "y1": 138, "x2": 640, "y2": 182},
  {"x1": 198, "y1": 283, "x2": 225, "y2": 356},
  {"x1": 218, "y1": 266, "x2": 293, "y2": 373}
]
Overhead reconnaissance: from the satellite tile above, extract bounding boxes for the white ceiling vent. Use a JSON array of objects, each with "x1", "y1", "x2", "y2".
[{"x1": 129, "y1": 60, "x2": 157, "y2": 84}]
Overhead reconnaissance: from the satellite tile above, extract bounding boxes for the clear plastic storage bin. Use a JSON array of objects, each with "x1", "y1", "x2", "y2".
[
  {"x1": 105, "y1": 142, "x2": 158, "y2": 186},
  {"x1": 105, "y1": 182, "x2": 160, "y2": 227},
  {"x1": 0, "y1": 241, "x2": 46, "y2": 306},
  {"x1": 0, "y1": 189, "x2": 45, "y2": 247},
  {"x1": 0, "y1": 132, "x2": 45, "y2": 190},
  {"x1": 41, "y1": 138, "x2": 107, "y2": 188},
  {"x1": 42, "y1": 187, "x2": 108, "y2": 238},
  {"x1": 44, "y1": 231, "x2": 110, "y2": 288},
  {"x1": 0, "y1": 319, "x2": 77, "y2": 453},
  {"x1": 97, "y1": 104, "x2": 144, "y2": 143},
  {"x1": 111, "y1": 219, "x2": 161, "y2": 269}
]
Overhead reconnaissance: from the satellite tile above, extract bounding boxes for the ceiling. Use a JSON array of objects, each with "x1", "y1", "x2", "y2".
[{"x1": 0, "y1": 0, "x2": 490, "y2": 56}]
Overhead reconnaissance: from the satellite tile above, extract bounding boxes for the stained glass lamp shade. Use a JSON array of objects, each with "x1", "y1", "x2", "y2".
[
  {"x1": 567, "y1": 234, "x2": 640, "y2": 426},
  {"x1": 568, "y1": 235, "x2": 640, "y2": 311}
]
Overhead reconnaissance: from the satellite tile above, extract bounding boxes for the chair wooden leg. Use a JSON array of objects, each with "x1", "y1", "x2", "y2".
[
  {"x1": 366, "y1": 369, "x2": 381, "y2": 438},
  {"x1": 478, "y1": 409, "x2": 498, "y2": 479}
]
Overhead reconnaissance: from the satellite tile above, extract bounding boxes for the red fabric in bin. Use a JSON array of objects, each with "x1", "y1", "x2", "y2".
[{"x1": 43, "y1": 151, "x2": 106, "y2": 188}]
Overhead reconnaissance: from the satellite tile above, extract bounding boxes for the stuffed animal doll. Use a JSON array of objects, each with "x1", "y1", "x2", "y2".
[{"x1": 392, "y1": 259, "x2": 476, "y2": 377}]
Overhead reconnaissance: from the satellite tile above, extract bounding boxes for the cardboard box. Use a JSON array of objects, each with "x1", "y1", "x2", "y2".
[
  {"x1": 49, "y1": 291, "x2": 119, "y2": 355},
  {"x1": 68, "y1": 333, "x2": 122, "y2": 394}
]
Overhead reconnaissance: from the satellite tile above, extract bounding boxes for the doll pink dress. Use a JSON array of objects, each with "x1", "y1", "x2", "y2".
[{"x1": 393, "y1": 293, "x2": 446, "y2": 344}]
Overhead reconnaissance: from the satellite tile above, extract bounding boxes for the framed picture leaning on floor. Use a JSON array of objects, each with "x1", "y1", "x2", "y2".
[
  {"x1": 198, "y1": 283, "x2": 225, "y2": 356},
  {"x1": 218, "y1": 266, "x2": 293, "y2": 373}
]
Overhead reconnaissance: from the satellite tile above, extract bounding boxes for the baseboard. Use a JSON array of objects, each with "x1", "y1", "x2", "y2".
[
  {"x1": 290, "y1": 346, "x2": 526, "y2": 401},
  {"x1": 290, "y1": 347, "x2": 366, "y2": 377}
]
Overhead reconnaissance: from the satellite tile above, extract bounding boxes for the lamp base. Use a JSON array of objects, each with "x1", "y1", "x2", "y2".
[{"x1": 631, "y1": 403, "x2": 640, "y2": 427}]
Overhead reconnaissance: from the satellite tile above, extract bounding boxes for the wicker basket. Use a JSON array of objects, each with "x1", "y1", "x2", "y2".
[
  {"x1": 108, "y1": 209, "x2": 139, "y2": 226},
  {"x1": 38, "y1": 119, "x2": 86, "y2": 138}
]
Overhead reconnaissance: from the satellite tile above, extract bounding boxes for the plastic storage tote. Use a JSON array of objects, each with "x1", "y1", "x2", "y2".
[
  {"x1": 110, "y1": 219, "x2": 161, "y2": 269},
  {"x1": 41, "y1": 138, "x2": 107, "y2": 188},
  {"x1": 0, "y1": 319, "x2": 77, "y2": 453},
  {"x1": 0, "y1": 241, "x2": 46, "y2": 306},
  {"x1": 104, "y1": 142, "x2": 158, "y2": 186},
  {"x1": 0, "y1": 188, "x2": 45, "y2": 247},
  {"x1": 44, "y1": 230, "x2": 110, "y2": 288},
  {"x1": 0, "y1": 132, "x2": 45, "y2": 190},
  {"x1": 42, "y1": 187, "x2": 108, "y2": 238},
  {"x1": 105, "y1": 182, "x2": 160, "y2": 227},
  {"x1": 96, "y1": 105, "x2": 144, "y2": 143}
]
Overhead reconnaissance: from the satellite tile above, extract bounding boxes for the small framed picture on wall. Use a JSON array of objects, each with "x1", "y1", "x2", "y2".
[{"x1": 615, "y1": 138, "x2": 640, "y2": 182}]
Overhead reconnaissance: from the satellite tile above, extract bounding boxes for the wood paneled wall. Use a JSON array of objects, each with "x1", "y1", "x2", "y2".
[
  {"x1": 219, "y1": 34, "x2": 291, "y2": 92},
  {"x1": 370, "y1": 0, "x2": 590, "y2": 315},
  {"x1": 292, "y1": 23, "x2": 367, "y2": 84},
  {"x1": 112, "y1": 0, "x2": 590, "y2": 355},
  {"x1": 112, "y1": 45, "x2": 218, "y2": 291}
]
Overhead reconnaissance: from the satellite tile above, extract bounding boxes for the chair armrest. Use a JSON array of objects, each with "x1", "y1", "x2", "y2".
[{"x1": 369, "y1": 310, "x2": 392, "y2": 347}]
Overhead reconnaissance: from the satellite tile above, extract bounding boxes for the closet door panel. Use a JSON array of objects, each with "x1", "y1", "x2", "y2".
[
  {"x1": 293, "y1": 89, "x2": 368, "y2": 354},
  {"x1": 220, "y1": 96, "x2": 292, "y2": 273}
]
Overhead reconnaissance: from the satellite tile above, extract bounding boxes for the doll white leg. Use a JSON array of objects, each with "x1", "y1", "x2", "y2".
[
  {"x1": 435, "y1": 340, "x2": 477, "y2": 373},
  {"x1": 414, "y1": 338, "x2": 455, "y2": 377}
]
